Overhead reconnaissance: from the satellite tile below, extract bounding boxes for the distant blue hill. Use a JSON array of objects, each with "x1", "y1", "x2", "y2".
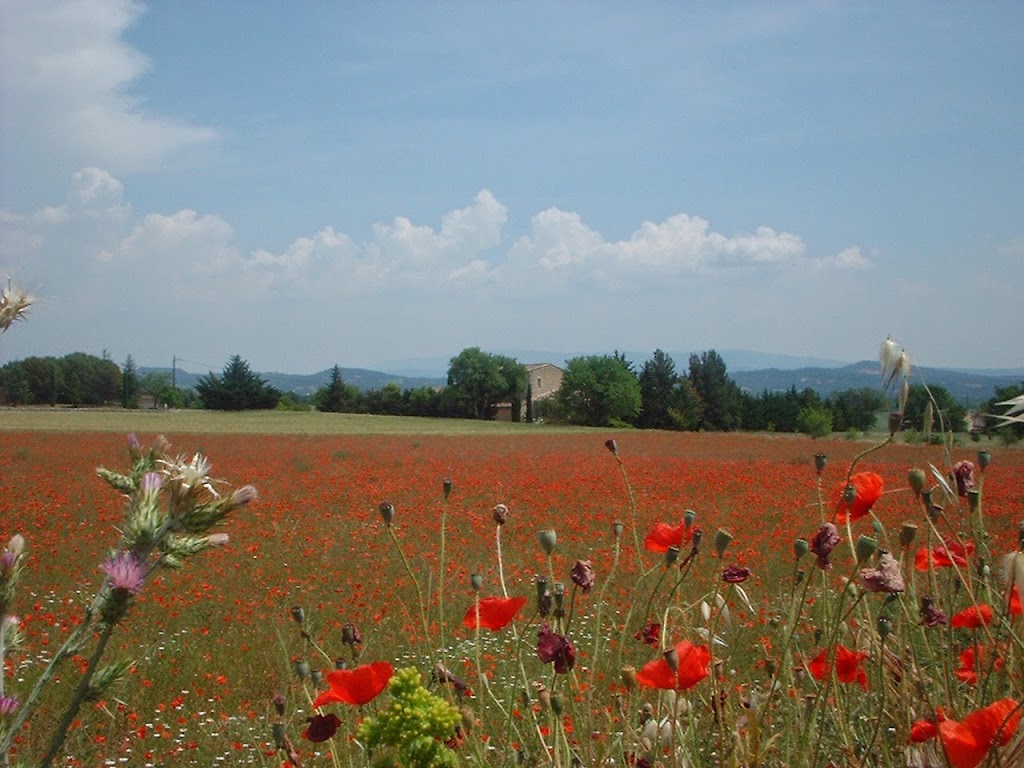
[{"x1": 138, "y1": 366, "x2": 444, "y2": 397}]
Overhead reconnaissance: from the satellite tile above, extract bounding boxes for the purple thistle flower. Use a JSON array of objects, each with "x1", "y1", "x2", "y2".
[
  {"x1": 100, "y1": 552, "x2": 146, "y2": 595},
  {"x1": 0, "y1": 695, "x2": 18, "y2": 717}
]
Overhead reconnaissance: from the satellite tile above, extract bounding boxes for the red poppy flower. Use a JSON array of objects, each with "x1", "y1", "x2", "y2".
[
  {"x1": 302, "y1": 713, "x2": 341, "y2": 742},
  {"x1": 462, "y1": 596, "x2": 527, "y2": 632},
  {"x1": 939, "y1": 699, "x2": 1021, "y2": 768},
  {"x1": 910, "y1": 716, "x2": 940, "y2": 743},
  {"x1": 915, "y1": 541, "x2": 975, "y2": 572},
  {"x1": 807, "y1": 645, "x2": 868, "y2": 689},
  {"x1": 312, "y1": 661, "x2": 393, "y2": 707},
  {"x1": 643, "y1": 521, "x2": 691, "y2": 553},
  {"x1": 950, "y1": 604, "x2": 993, "y2": 630},
  {"x1": 955, "y1": 646, "x2": 1002, "y2": 685},
  {"x1": 1009, "y1": 584, "x2": 1022, "y2": 617},
  {"x1": 635, "y1": 640, "x2": 711, "y2": 691},
  {"x1": 833, "y1": 472, "x2": 884, "y2": 523}
]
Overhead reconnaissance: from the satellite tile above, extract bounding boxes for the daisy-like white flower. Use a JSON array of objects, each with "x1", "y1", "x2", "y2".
[
  {"x1": 160, "y1": 453, "x2": 220, "y2": 497},
  {"x1": 0, "y1": 280, "x2": 36, "y2": 332}
]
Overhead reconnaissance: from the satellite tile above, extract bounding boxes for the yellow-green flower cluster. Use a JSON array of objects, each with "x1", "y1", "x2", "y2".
[{"x1": 357, "y1": 666, "x2": 460, "y2": 768}]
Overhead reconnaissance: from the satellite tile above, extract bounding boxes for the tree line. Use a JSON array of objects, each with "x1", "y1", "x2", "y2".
[{"x1": 2, "y1": 348, "x2": 1020, "y2": 442}]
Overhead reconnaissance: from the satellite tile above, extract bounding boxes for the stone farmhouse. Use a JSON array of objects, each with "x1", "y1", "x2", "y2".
[{"x1": 495, "y1": 362, "x2": 564, "y2": 421}]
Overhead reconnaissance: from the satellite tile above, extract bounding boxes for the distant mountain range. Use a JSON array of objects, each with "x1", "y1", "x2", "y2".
[{"x1": 141, "y1": 348, "x2": 1022, "y2": 406}]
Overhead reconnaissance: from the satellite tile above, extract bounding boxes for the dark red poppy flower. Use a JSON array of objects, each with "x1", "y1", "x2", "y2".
[
  {"x1": 952, "y1": 461, "x2": 975, "y2": 497},
  {"x1": 919, "y1": 596, "x2": 947, "y2": 628},
  {"x1": 807, "y1": 645, "x2": 868, "y2": 689},
  {"x1": 644, "y1": 521, "x2": 691, "y2": 553},
  {"x1": 722, "y1": 566, "x2": 751, "y2": 583},
  {"x1": 833, "y1": 472, "x2": 884, "y2": 523},
  {"x1": 536, "y1": 624, "x2": 575, "y2": 673},
  {"x1": 950, "y1": 604, "x2": 993, "y2": 630},
  {"x1": 939, "y1": 698, "x2": 1021, "y2": 768},
  {"x1": 462, "y1": 596, "x2": 526, "y2": 632},
  {"x1": 635, "y1": 640, "x2": 711, "y2": 691},
  {"x1": 915, "y1": 541, "x2": 975, "y2": 572},
  {"x1": 312, "y1": 661, "x2": 393, "y2": 707},
  {"x1": 634, "y1": 621, "x2": 661, "y2": 646},
  {"x1": 302, "y1": 713, "x2": 341, "y2": 742},
  {"x1": 571, "y1": 560, "x2": 595, "y2": 593},
  {"x1": 811, "y1": 523, "x2": 840, "y2": 570}
]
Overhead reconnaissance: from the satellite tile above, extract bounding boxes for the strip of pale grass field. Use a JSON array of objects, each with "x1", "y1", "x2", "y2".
[{"x1": 0, "y1": 407, "x2": 593, "y2": 435}]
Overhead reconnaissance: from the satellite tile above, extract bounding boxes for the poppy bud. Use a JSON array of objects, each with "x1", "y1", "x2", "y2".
[
  {"x1": 470, "y1": 573, "x2": 483, "y2": 592},
  {"x1": 290, "y1": 605, "x2": 305, "y2": 625},
  {"x1": 538, "y1": 529, "x2": 557, "y2": 555},
  {"x1": 310, "y1": 669, "x2": 323, "y2": 687},
  {"x1": 794, "y1": 538, "x2": 809, "y2": 560},
  {"x1": 442, "y1": 478, "x2": 453, "y2": 500},
  {"x1": 537, "y1": 688, "x2": 551, "y2": 710},
  {"x1": 977, "y1": 450, "x2": 991, "y2": 471},
  {"x1": 553, "y1": 582, "x2": 565, "y2": 616},
  {"x1": 549, "y1": 693, "x2": 564, "y2": 715},
  {"x1": 907, "y1": 468, "x2": 926, "y2": 496},
  {"x1": 713, "y1": 529, "x2": 733, "y2": 557},
  {"x1": 612, "y1": 520, "x2": 624, "y2": 541},
  {"x1": 271, "y1": 722, "x2": 287, "y2": 749},
  {"x1": 293, "y1": 660, "x2": 309, "y2": 681},
  {"x1": 967, "y1": 489, "x2": 979, "y2": 512},
  {"x1": 855, "y1": 535, "x2": 877, "y2": 564},
  {"x1": 877, "y1": 615, "x2": 892, "y2": 642},
  {"x1": 928, "y1": 504, "x2": 943, "y2": 522},
  {"x1": 843, "y1": 483, "x2": 857, "y2": 506},
  {"x1": 814, "y1": 453, "x2": 827, "y2": 474},
  {"x1": 664, "y1": 546, "x2": 679, "y2": 567},
  {"x1": 379, "y1": 501, "x2": 395, "y2": 526},
  {"x1": 663, "y1": 647, "x2": 679, "y2": 672},
  {"x1": 273, "y1": 693, "x2": 286, "y2": 716},
  {"x1": 605, "y1": 439, "x2": 618, "y2": 455},
  {"x1": 460, "y1": 705, "x2": 476, "y2": 733},
  {"x1": 621, "y1": 665, "x2": 637, "y2": 691},
  {"x1": 899, "y1": 523, "x2": 918, "y2": 548},
  {"x1": 683, "y1": 509, "x2": 697, "y2": 528},
  {"x1": 492, "y1": 504, "x2": 509, "y2": 525},
  {"x1": 341, "y1": 623, "x2": 363, "y2": 646}
]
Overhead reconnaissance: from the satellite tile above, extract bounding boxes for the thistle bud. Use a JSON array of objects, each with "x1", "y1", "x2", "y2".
[
  {"x1": 907, "y1": 468, "x2": 926, "y2": 496},
  {"x1": 855, "y1": 535, "x2": 877, "y2": 564},
  {"x1": 310, "y1": 669, "x2": 323, "y2": 687},
  {"x1": 378, "y1": 501, "x2": 395, "y2": 527},
  {"x1": 713, "y1": 529, "x2": 733, "y2": 557},
  {"x1": 604, "y1": 439, "x2": 618, "y2": 455},
  {"x1": 271, "y1": 722, "x2": 287, "y2": 749},
  {"x1": 978, "y1": 450, "x2": 991, "y2": 471},
  {"x1": 553, "y1": 582, "x2": 566, "y2": 616},
  {"x1": 470, "y1": 573, "x2": 483, "y2": 592},
  {"x1": 814, "y1": 453, "x2": 827, "y2": 475},
  {"x1": 442, "y1": 478, "x2": 453, "y2": 500},
  {"x1": 538, "y1": 529, "x2": 557, "y2": 555},
  {"x1": 899, "y1": 523, "x2": 918, "y2": 549},
  {"x1": 967, "y1": 489, "x2": 979, "y2": 512},
  {"x1": 273, "y1": 693, "x2": 286, "y2": 716},
  {"x1": 290, "y1": 605, "x2": 305, "y2": 625},
  {"x1": 341, "y1": 623, "x2": 363, "y2": 646},
  {"x1": 537, "y1": 688, "x2": 551, "y2": 711},
  {"x1": 794, "y1": 538, "x2": 810, "y2": 560}
]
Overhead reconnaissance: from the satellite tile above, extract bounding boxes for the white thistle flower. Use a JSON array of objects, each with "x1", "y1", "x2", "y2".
[{"x1": 0, "y1": 279, "x2": 36, "y2": 332}]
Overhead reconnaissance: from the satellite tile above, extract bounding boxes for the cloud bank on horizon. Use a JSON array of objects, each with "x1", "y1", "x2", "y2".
[{"x1": 1, "y1": 1, "x2": 1021, "y2": 373}]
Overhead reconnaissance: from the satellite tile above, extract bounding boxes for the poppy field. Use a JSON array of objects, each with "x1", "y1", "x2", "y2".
[{"x1": 2, "y1": 424, "x2": 1024, "y2": 767}]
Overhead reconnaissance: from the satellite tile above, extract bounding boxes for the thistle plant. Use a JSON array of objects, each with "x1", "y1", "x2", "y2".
[{"x1": 0, "y1": 435, "x2": 256, "y2": 766}]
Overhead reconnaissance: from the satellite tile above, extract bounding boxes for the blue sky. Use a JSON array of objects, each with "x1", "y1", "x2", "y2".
[{"x1": 1, "y1": 1, "x2": 1021, "y2": 374}]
